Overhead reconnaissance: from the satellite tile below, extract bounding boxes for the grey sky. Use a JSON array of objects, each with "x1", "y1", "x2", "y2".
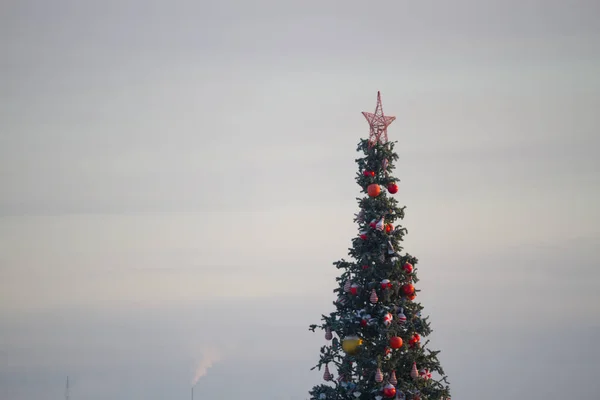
[{"x1": 1, "y1": 0, "x2": 599, "y2": 399}]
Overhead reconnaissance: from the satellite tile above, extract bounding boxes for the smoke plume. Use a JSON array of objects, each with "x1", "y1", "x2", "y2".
[{"x1": 191, "y1": 348, "x2": 221, "y2": 387}]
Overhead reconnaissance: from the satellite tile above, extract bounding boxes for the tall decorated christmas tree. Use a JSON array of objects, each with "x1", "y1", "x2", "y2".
[{"x1": 308, "y1": 93, "x2": 451, "y2": 400}]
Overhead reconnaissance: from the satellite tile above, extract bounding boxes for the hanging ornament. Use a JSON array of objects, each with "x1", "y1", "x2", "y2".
[
  {"x1": 370, "y1": 289, "x2": 379, "y2": 303},
  {"x1": 353, "y1": 392, "x2": 361, "y2": 398},
  {"x1": 367, "y1": 184, "x2": 381, "y2": 197},
  {"x1": 375, "y1": 217, "x2": 385, "y2": 231},
  {"x1": 397, "y1": 308, "x2": 407, "y2": 324},
  {"x1": 395, "y1": 391, "x2": 405, "y2": 400},
  {"x1": 344, "y1": 280, "x2": 352, "y2": 292},
  {"x1": 382, "y1": 158, "x2": 389, "y2": 172},
  {"x1": 337, "y1": 295, "x2": 347, "y2": 305},
  {"x1": 369, "y1": 219, "x2": 377, "y2": 229},
  {"x1": 409, "y1": 333, "x2": 421, "y2": 348},
  {"x1": 387, "y1": 241, "x2": 395, "y2": 254},
  {"x1": 379, "y1": 253, "x2": 386, "y2": 262},
  {"x1": 407, "y1": 293, "x2": 417, "y2": 301},
  {"x1": 403, "y1": 262, "x2": 413, "y2": 274},
  {"x1": 380, "y1": 279, "x2": 392, "y2": 289},
  {"x1": 419, "y1": 369, "x2": 432, "y2": 380},
  {"x1": 410, "y1": 362, "x2": 418, "y2": 379},
  {"x1": 389, "y1": 336, "x2": 403, "y2": 349},
  {"x1": 350, "y1": 284, "x2": 359, "y2": 295},
  {"x1": 363, "y1": 170, "x2": 375, "y2": 177},
  {"x1": 375, "y1": 368, "x2": 383, "y2": 383},
  {"x1": 385, "y1": 223, "x2": 393, "y2": 233},
  {"x1": 359, "y1": 231, "x2": 367, "y2": 240},
  {"x1": 387, "y1": 182, "x2": 399, "y2": 194},
  {"x1": 383, "y1": 312, "x2": 393, "y2": 326},
  {"x1": 375, "y1": 396, "x2": 383, "y2": 400},
  {"x1": 389, "y1": 370, "x2": 398, "y2": 385},
  {"x1": 382, "y1": 383, "x2": 396, "y2": 398},
  {"x1": 323, "y1": 364, "x2": 332, "y2": 381},
  {"x1": 402, "y1": 284, "x2": 415, "y2": 296},
  {"x1": 325, "y1": 327, "x2": 333, "y2": 341},
  {"x1": 341, "y1": 335, "x2": 363, "y2": 355}
]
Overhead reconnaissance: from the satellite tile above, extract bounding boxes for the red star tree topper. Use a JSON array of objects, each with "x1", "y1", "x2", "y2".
[{"x1": 362, "y1": 91, "x2": 396, "y2": 147}]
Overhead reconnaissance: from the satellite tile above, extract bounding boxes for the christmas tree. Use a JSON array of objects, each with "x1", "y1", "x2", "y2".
[{"x1": 308, "y1": 92, "x2": 451, "y2": 400}]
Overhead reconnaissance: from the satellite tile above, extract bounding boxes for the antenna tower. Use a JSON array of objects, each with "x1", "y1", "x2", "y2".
[{"x1": 65, "y1": 376, "x2": 70, "y2": 400}]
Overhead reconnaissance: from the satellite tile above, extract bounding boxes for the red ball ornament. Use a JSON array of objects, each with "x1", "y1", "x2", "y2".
[
  {"x1": 407, "y1": 293, "x2": 417, "y2": 301},
  {"x1": 367, "y1": 184, "x2": 381, "y2": 197},
  {"x1": 409, "y1": 337, "x2": 420, "y2": 348},
  {"x1": 402, "y1": 284, "x2": 415, "y2": 295},
  {"x1": 387, "y1": 183, "x2": 399, "y2": 194},
  {"x1": 382, "y1": 383, "x2": 396, "y2": 398},
  {"x1": 389, "y1": 336, "x2": 403, "y2": 349},
  {"x1": 359, "y1": 233, "x2": 367, "y2": 240},
  {"x1": 385, "y1": 223, "x2": 393, "y2": 233},
  {"x1": 360, "y1": 319, "x2": 368, "y2": 327},
  {"x1": 363, "y1": 170, "x2": 371, "y2": 177},
  {"x1": 380, "y1": 279, "x2": 392, "y2": 290},
  {"x1": 403, "y1": 262, "x2": 413, "y2": 274},
  {"x1": 350, "y1": 284, "x2": 359, "y2": 295}
]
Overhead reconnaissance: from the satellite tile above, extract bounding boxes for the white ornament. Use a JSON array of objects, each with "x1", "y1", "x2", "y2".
[
  {"x1": 387, "y1": 240, "x2": 395, "y2": 254},
  {"x1": 397, "y1": 308, "x2": 407, "y2": 324},
  {"x1": 353, "y1": 392, "x2": 361, "y2": 398},
  {"x1": 344, "y1": 280, "x2": 352, "y2": 292},
  {"x1": 383, "y1": 312, "x2": 393, "y2": 326}
]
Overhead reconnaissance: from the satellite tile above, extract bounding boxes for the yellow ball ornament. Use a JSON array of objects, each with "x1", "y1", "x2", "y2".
[{"x1": 341, "y1": 335, "x2": 363, "y2": 355}]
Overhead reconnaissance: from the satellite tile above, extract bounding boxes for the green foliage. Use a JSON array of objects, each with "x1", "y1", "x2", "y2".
[{"x1": 308, "y1": 139, "x2": 451, "y2": 400}]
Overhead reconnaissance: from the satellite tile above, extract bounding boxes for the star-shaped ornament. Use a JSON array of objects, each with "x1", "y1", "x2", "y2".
[{"x1": 362, "y1": 91, "x2": 396, "y2": 146}]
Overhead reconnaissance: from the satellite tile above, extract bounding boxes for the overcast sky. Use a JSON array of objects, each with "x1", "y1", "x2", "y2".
[{"x1": 1, "y1": 0, "x2": 599, "y2": 399}]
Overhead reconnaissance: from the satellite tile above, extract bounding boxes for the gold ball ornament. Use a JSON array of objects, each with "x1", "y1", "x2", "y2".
[{"x1": 341, "y1": 335, "x2": 363, "y2": 355}]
